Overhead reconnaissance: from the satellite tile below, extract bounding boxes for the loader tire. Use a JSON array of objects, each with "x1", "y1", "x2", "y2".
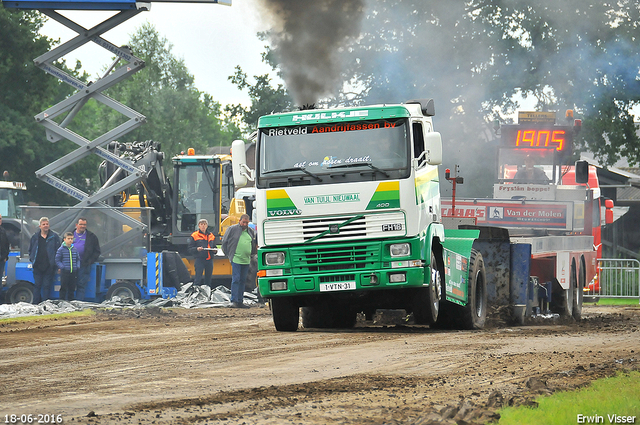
[{"x1": 458, "y1": 249, "x2": 487, "y2": 330}]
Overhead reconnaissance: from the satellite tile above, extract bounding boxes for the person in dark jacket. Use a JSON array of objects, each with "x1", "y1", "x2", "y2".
[
  {"x1": 73, "y1": 217, "x2": 101, "y2": 300},
  {"x1": 55, "y1": 232, "x2": 81, "y2": 301},
  {"x1": 222, "y1": 214, "x2": 257, "y2": 308},
  {"x1": 0, "y1": 215, "x2": 10, "y2": 281},
  {"x1": 188, "y1": 218, "x2": 217, "y2": 288},
  {"x1": 28, "y1": 217, "x2": 61, "y2": 304}
]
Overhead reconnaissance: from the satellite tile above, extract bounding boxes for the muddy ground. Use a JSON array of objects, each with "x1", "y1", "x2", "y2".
[{"x1": 1, "y1": 304, "x2": 639, "y2": 425}]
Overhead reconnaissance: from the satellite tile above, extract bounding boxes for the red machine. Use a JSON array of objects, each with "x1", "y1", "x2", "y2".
[{"x1": 442, "y1": 111, "x2": 613, "y2": 318}]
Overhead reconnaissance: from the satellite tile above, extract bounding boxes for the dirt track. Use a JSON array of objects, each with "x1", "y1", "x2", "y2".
[{"x1": 1, "y1": 304, "x2": 639, "y2": 424}]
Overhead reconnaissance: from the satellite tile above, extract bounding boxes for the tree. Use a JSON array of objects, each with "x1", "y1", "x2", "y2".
[
  {"x1": 327, "y1": 1, "x2": 640, "y2": 194},
  {"x1": 95, "y1": 22, "x2": 240, "y2": 159},
  {"x1": 0, "y1": 8, "x2": 80, "y2": 205},
  {"x1": 226, "y1": 65, "x2": 293, "y2": 132},
  {"x1": 467, "y1": 0, "x2": 640, "y2": 167}
]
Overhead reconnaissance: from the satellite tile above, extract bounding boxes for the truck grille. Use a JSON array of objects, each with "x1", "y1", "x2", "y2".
[
  {"x1": 291, "y1": 244, "x2": 380, "y2": 273},
  {"x1": 263, "y1": 212, "x2": 406, "y2": 245}
]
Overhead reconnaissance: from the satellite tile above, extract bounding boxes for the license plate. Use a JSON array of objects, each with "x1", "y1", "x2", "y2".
[
  {"x1": 382, "y1": 223, "x2": 403, "y2": 231},
  {"x1": 319, "y1": 281, "x2": 356, "y2": 292}
]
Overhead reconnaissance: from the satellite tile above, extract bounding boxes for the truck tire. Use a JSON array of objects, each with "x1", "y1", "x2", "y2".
[
  {"x1": 459, "y1": 249, "x2": 487, "y2": 330},
  {"x1": 7, "y1": 281, "x2": 35, "y2": 304},
  {"x1": 302, "y1": 303, "x2": 357, "y2": 329},
  {"x1": 551, "y1": 278, "x2": 573, "y2": 318},
  {"x1": 271, "y1": 297, "x2": 299, "y2": 332},
  {"x1": 331, "y1": 308, "x2": 358, "y2": 329},
  {"x1": 106, "y1": 281, "x2": 142, "y2": 301},
  {"x1": 572, "y1": 262, "x2": 585, "y2": 321},
  {"x1": 411, "y1": 251, "x2": 441, "y2": 325},
  {"x1": 301, "y1": 306, "x2": 324, "y2": 328}
]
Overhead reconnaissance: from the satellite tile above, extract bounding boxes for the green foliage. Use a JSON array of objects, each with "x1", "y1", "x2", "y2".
[
  {"x1": 1, "y1": 15, "x2": 241, "y2": 206},
  {"x1": 100, "y1": 22, "x2": 239, "y2": 158},
  {"x1": 498, "y1": 371, "x2": 640, "y2": 425},
  {"x1": 327, "y1": 1, "x2": 640, "y2": 194},
  {"x1": 227, "y1": 65, "x2": 293, "y2": 132},
  {"x1": 0, "y1": 8, "x2": 78, "y2": 205}
]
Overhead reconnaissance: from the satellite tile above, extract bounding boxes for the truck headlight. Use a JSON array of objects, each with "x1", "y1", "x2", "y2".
[
  {"x1": 270, "y1": 281, "x2": 288, "y2": 291},
  {"x1": 390, "y1": 243, "x2": 410, "y2": 257},
  {"x1": 389, "y1": 273, "x2": 406, "y2": 283},
  {"x1": 265, "y1": 252, "x2": 285, "y2": 265}
]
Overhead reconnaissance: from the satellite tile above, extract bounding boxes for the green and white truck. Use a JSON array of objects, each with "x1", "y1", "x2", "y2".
[{"x1": 232, "y1": 99, "x2": 493, "y2": 331}]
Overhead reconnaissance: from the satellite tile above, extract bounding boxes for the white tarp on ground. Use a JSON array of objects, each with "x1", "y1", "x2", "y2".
[{"x1": 0, "y1": 284, "x2": 261, "y2": 319}]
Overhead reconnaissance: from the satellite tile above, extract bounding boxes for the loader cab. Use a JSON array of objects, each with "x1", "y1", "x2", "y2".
[
  {"x1": 0, "y1": 182, "x2": 26, "y2": 220},
  {"x1": 0, "y1": 181, "x2": 27, "y2": 248},
  {"x1": 171, "y1": 153, "x2": 233, "y2": 250}
]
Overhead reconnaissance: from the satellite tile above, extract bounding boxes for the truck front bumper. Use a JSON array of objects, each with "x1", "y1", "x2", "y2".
[{"x1": 259, "y1": 266, "x2": 427, "y2": 298}]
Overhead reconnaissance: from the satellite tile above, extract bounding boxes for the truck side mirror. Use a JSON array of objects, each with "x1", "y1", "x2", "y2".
[
  {"x1": 231, "y1": 139, "x2": 248, "y2": 187},
  {"x1": 575, "y1": 160, "x2": 589, "y2": 184},
  {"x1": 424, "y1": 132, "x2": 442, "y2": 165},
  {"x1": 604, "y1": 198, "x2": 614, "y2": 224}
]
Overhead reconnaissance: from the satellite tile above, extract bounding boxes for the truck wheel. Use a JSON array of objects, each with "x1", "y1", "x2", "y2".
[
  {"x1": 572, "y1": 262, "x2": 585, "y2": 321},
  {"x1": 271, "y1": 297, "x2": 299, "y2": 332},
  {"x1": 7, "y1": 281, "x2": 35, "y2": 304},
  {"x1": 106, "y1": 281, "x2": 142, "y2": 301},
  {"x1": 411, "y1": 252, "x2": 441, "y2": 325},
  {"x1": 302, "y1": 304, "x2": 356, "y2": 329},
  {"x1": 551, "y1": 278, "x2": 573, "y2": 318},
  {"x1": 459, "y1": 249, "x2": 487, "y2": 330},
  {"x1": 331, "y1": 308, "x2": 358, "y2": 329},
  {"x1": 302, "y1": 305, "x2": 325, "y2": 328}
]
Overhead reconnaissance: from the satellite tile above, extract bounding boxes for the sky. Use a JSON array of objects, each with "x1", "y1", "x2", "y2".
[{"x1": 39, "y1": 0, "x2": 275, "y2": 107}]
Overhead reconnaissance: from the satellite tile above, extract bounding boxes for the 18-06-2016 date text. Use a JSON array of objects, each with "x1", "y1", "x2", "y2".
[{"x1": 4, "y1": 414, "x2": 63, "y2": 424}]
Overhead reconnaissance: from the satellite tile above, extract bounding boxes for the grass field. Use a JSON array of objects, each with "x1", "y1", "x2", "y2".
[
  {"x1": 584, "y1": 297, "x2": 640, "y2": 306},
  {"x1": 0, "y1": 309, "x2": 95, "y2": 324},
  {"x1": 498, "y1": 371, "x2": 640, "y2": 425}
]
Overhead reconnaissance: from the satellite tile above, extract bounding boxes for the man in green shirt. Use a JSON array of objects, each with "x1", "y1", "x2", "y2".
[{"x1": 222, "y1": 214, "x2": 257, "y2": 308}]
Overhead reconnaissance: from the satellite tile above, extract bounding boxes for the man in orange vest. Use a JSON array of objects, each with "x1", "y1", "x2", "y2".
[{"x1": 188, "y1": 219, "x2": 217, "y2": 288}]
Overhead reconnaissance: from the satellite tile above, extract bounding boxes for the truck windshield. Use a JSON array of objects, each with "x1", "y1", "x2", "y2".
[
  {"x1": 498, "y1": 148, "x2": 555, "y2": 184},
  {"x1": 257, "y1": 118, "x2": 410, "y2": 187}
]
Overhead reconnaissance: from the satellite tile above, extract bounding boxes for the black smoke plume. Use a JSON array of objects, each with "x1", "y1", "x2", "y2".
[{"x1": 256, "y1": 0, "x2": 365, "y2": 106}]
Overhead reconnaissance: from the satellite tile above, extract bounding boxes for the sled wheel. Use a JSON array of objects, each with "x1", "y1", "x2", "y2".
[{"x1": 572, "y1": 260, "x2": 585, "y2": 321}]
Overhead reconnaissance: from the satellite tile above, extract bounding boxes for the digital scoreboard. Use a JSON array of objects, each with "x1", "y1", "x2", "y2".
[{"x1": 501, "y1": 124, "x2": 574, "y2": 160}]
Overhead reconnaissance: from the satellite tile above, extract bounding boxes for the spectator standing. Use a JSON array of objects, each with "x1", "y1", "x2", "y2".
[
  {"x1": 55, "y1": 232, "x2": 81, "y2": 301},
  {"x1": 28, "y1": 217, "x2": 61, "y2": 304},
  {"x1": 222, "y1": 214, "x2": 257, "y2": 308},
  {"x1": 73, "y1": 217, "x2": 101, "y2": 300},
  {"x1": 188, "y1": 218, "x2": 217, "y2": 288},
  {"x1": 0, "y1": 215, "x2": 10, "y2": 281}
]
